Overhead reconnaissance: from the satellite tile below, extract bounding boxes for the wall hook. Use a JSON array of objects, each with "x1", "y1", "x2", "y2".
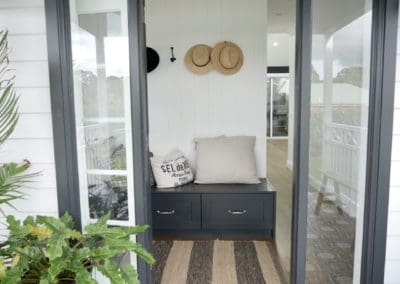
[{"x1": 170, "y1": 47, "x2": 176, "y2": 62}]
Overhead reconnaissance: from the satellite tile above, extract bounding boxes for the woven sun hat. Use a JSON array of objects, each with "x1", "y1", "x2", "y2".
[
  {"x1": 185, "y1": 44, "x2": 213, "y2": 74},
  {"x1": 211, "y1": 41, "x2": 243, "y2": 75}
]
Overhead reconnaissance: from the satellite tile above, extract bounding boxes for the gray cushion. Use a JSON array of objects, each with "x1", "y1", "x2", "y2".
[{"x1": 194, "y1": 136, "x2": 260, "y2": 184}]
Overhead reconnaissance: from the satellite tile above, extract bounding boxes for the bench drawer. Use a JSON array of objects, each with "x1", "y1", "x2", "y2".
[
  {"x1": 202, "y1": 194, "x2": 274, "y2": 230},
  {"x1": 152, "y1": 193, "x2": 201, "y2": 230}
]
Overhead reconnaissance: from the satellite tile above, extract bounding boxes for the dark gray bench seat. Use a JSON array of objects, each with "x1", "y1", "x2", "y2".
[{"x1": 151, "y1": 179, "x2": 276, "y2": 239}]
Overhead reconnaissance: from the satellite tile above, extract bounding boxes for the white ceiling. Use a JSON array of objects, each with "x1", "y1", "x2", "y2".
[
  {"x1": 267, "y1": 0, "x2": 296, "y2": 34},
  {"x1": 267, "y1": 0, "x2": 368, "y2": 35}
]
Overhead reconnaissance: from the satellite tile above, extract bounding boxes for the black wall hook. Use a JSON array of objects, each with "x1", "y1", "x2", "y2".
[{"x1": 170, "y1": 47, "x2": 176, "y2": 62}]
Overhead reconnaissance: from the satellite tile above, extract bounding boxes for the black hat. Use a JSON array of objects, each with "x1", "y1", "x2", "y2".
[{"x1": 146, "y1": 47, "x2": 160, "y2": 73}]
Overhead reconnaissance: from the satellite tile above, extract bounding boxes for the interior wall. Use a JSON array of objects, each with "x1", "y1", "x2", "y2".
[
  {"x1": 0, "y1": 0, "x2": 58, "y2": 222},
  {"x1": 145, "y1": 0, "x2": 268, "y2": 177}
]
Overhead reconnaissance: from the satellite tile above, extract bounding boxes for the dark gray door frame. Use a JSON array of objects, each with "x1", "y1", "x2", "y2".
[
  {"x1": 290, "y1": 0, "x2": 312, "y2": 282},
  {"x1": 45, "y1": 0, "x2": 82, "y2": 230},
  {"x1": 361, "y1": 0, "x2": 399, "y2": 282},
  {"x1": 291, "y1": 0, "x2": 399, "y2": 283},
  {"x1": 45, "y1": 0, "x2": 152, "y2": 282},
  {"x1": 127, "y1": 0, "x2": 153, "y2": 283}
]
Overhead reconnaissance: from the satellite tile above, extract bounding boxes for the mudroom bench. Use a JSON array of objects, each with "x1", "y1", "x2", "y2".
[{"x1": 151, "y1": 179, "x2": 276, "y2": 239}]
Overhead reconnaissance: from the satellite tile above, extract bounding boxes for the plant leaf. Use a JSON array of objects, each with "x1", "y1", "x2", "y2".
[
  {"x1": 84, "y1": 212, "x2": 112, "y2": 234},
  {"x1": 106, "y1": 239, "x2": 155, "y2": 265},
  {"x1": 121, "y1": 264, "x2": 139, "y2": 284},
  {"x1": 48, "y1": 257, "x2": 68, "y2": 280},
  {"x1": 97, "y1": 259, "x2": 124, "y2": 284},
  {"x1": 74, "y1": 270, "x2": 96, "y2": 284},
  {"x1": 36, "y1": 215, "x2": 70, "y2": 260},
  {"x1": 2, "y1": 267, "x2": 22, "y2": 284},
  {"x1": 60, "y1": 212, "x2": 74, "y2": 228}
]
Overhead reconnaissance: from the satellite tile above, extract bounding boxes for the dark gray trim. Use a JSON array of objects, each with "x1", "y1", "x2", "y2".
[
  {"x1": 361, "y1": 0, "x2": 399, "y2": 282},
  {"x1": 45, "y1": 0, "x2": 152, "y2": 281},
  {"x1": 45, "y1": 0, "x2": 82, "y2": 230},
  {"x1": 267, "y1": 66, "x2": 289, "y2": 74},
  {"x1": 127, "y1": 0, "x2": 153, "y2": 283},
  {"x1": 291, "y1": 0, "x2": 312, "y2": 283}
]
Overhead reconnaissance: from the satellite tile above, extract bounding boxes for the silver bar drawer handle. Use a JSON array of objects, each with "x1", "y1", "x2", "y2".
[
  {"x1": 156, "y1": 210, "x2": 175, "y2": 215},
  {"x1": 228, "y1": 209, "x2": 247, "y2": 215}
]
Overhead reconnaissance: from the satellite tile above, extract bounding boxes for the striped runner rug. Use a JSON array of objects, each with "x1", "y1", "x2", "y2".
[{"x1": 152, "y1": 240, "x2": 286, "y2": 284}]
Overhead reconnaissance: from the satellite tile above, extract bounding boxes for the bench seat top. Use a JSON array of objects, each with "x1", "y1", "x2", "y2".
[{"x1": 152, "y1": 178, "x2": 275, "y2": 194}]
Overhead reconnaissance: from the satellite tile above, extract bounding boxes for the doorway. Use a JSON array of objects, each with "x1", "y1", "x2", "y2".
[{"x1": 44, "y1": 0, "x2": 399, "y2": 283}]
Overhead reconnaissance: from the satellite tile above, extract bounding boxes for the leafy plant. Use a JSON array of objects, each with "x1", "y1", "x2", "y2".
[
  {"x1": 0, "y1": 30, "x2": 39, "y2": 210},
  {"x1": 0, "y1": 30, "x2": 18, "y2": 144},
  {"x1": 0, "y1": 161, "x2": 38, "y2": 214},
  {"x1": 0, "y1": 212, "x2": 155, "y2": 283}
]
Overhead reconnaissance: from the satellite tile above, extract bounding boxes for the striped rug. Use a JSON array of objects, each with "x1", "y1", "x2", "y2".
[{"x1": 152, "y1": 240, "x2": 286, "y2": 284}]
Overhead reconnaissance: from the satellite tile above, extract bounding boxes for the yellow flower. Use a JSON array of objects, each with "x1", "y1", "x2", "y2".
[
  {"x1": 68, "y1": 229, "x2": 83, "y2": 240},
  {"x1": 12, "y1": 254, "x2": 20, "y2": 267},
  {"x1": 26, "y1": 224, "x2": 52, "y2": 238}
]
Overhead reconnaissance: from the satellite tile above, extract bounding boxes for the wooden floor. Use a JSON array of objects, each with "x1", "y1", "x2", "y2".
[
  {"x1": 152, "y1": 240, "x2": 285, "y2": 284},
  {"x1": 267, "y1": 139, "x2": 293, "y2": 282}
]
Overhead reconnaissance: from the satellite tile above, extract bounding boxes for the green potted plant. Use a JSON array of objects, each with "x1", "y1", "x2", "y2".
[
  {"x1": 0, "y1": 212, "x2": 155, "y2": 283},
  {"x1": 0, "y1": 29, "x2": 155, "y2": 283}
]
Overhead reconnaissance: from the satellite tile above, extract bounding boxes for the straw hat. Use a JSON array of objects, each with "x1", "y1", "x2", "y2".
[
  {"x1": 185, "y1": 44, "x2": 213, "y2": 74},
  {"x1": 211, "y1": 41, "x2": 243, "y2": 75}
]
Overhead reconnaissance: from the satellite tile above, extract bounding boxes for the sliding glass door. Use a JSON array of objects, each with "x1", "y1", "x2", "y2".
[
  {"x1": 306, "y1": 1, "x2": 372, "y2": 283},
  {"x1": 69, "y1": 0, "x2": 135, "y2": 228}
]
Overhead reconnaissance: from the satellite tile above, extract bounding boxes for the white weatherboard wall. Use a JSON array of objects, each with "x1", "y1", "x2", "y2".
[
  {"x1": 0, "y1": 0, "x2": 58, "y2": 221},
  {"x1": 145, "y1": 0, "x2": 268, "y2": 177},
  {"x1": 385, "y1": 25, "x2": 400, "y2": 283}
]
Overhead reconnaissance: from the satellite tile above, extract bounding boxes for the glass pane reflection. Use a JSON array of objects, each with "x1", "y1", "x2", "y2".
[
  {"x1": 307, "y1": 1, "x2": 372, "y2": 283},
  {"x1": 88, "y1": 174, "x2": 128, "y2": 221},
  {"x1": 84, "y1": 123, "x2": 127, "y2": 170},
  {"x1": 70, "y1": 1, "x2": 133, "y2": 224}
]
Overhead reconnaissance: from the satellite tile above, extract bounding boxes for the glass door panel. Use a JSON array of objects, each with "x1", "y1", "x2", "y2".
[
  {"x1": 267, "y1": 76, "x2": 289, "y2": 138},
  {"x1": 272, "y1": 77, "x2": 289, "y2": 137},
  {"x1": 69, "y1": 0, "x2": 135, "y2": 228},
  {"x1": 307, "y1": 1, "x2": 372, "y2": 283}
]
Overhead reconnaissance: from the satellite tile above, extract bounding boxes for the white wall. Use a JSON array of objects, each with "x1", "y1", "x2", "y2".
[
  {"x1": 0, "y1": 0, "x2": 58, "y2": 221},
  {"x1": 385, "y1": 26, "x2": 400, "y2": 283},
  {"x1": 145, "y1": 0, "x2": 268, "y2": 177}
]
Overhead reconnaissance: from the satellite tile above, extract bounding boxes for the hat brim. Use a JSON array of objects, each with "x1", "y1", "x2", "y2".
[
  {"x1": 211, "y1": 41, "x2": 243, "y2": 75},
  {"x1": 185, "y1": 45, "x2": 213, "y2": 74}
]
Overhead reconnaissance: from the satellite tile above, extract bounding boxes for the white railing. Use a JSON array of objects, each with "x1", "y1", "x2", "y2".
[
  {"x1": 83, "y1": 123, "x2": 125, "y2": 185},
  {"x1": 322, "y1": 123, "x2": 366, "y2": 188},
  {"x1": 320, "y1": 123, "x2": 367, "y2": 215}
]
